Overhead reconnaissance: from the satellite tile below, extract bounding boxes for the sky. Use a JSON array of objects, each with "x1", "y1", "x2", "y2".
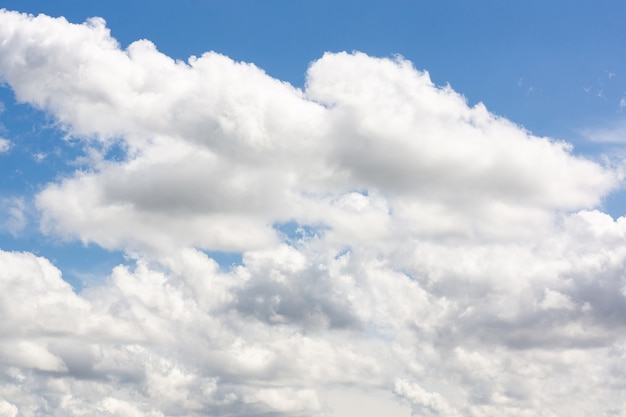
[{"x1": 1, "y1": 1, "x2": 626, "y2": 416}]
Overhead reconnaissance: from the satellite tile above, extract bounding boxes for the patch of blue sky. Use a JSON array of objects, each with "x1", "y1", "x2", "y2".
[
  {"x1": 601, "y1": 187, "x2": 626, "y2": 219},
  {"x1": 0, "y1": 232, "x2": 127, "y2": 292},
  {"x1": 0, "y1": 86, "x2": 130, "y2": 291},
  {"x1": 202, "y1": 250, "x2": 244, "y2": 273},
  {"x1": 273, "y1": 220, "x2": 327, "y2": 244},
  {"x1": 334, "y1": 247, "x2": 352, "y2": 261},
  {"x1": 0, "y1": 87, "x2": 85, "y2": 189}
]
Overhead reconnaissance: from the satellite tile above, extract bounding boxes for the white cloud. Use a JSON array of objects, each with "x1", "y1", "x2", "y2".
[
  {"x1": 3, "y1": 210, "x2": 626, "y2": 416},
  {"x1": 0, "y1": 401, "x2": 17, "y2": 417},
  {"x1": 0, "y1": 137, "x2": 10, "y2": 153},
  {"x1": 33, "y1": 152, "x2": 46, "y2": 162},
  {"x1": 539, "y1": 288, "x2": 575, "y2": 311},
  {"x1": 394, "y1": 379, "x2": 460, "y2": 417},
  {"x1": 1, "y1": 9, "x2": 626, "y2": 417}
]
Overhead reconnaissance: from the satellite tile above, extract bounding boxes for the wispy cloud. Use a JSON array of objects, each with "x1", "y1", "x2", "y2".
[
  {"x1": 582, "y1": 120, "x2": 626, "y2": 144},
  {"x1": 0, "y1": 137, "x2": 10, "y2": 153},
  {"x1": 1, "y1": 197, "x2": 26, "y2": 236}
]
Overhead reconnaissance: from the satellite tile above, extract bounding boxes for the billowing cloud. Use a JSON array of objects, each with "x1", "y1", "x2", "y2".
[
  {"x1": 0, "y1": 9, "x2": 617, "y2": 253},
  {"x1": 1, "y1": 9, "x2": 626, "y2": 417}
]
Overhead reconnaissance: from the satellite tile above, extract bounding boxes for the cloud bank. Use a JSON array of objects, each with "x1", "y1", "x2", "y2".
[{"x1": 1, "y1": 9, "x2": 626, "y2": 416}]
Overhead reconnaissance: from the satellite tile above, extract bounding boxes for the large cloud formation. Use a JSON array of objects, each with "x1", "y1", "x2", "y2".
[{"x1": 1, "y1": 9, "x2": 626, "y2": 417}]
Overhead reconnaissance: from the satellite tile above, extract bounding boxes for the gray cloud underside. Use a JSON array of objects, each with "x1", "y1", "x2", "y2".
[{"x1": 1, "y1": 9, "x2": 626, "y2": 417}]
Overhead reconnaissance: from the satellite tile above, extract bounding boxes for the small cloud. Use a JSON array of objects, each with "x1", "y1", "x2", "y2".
[
  {"x1": 608, "y1": 71, "x2": 616, "y2": 80},
  {"x1": 583, "y1": 87, "x2": 606, "y2": 100},
  {"x1": 620, "y1": 97, "x2": 626, "y2": 109},
  {"x1": 33, "y1": 152, "x2": 46, "y2": 162},
  {"x1": 0, "y1": 137, "x2": 10, "y2": 153}
]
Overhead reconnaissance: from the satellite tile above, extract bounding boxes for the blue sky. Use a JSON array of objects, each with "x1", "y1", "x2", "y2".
[{"x1": 1, "y1": 2, "x2": 626, "y2": 416}]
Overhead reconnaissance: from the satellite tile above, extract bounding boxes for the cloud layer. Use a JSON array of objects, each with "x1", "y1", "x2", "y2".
[{"x1": 1, "y1": 9, "x2": 626, "y2": 416}]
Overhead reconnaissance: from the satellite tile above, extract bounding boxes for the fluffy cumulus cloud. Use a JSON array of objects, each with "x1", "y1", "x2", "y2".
[{"x1": 1, "y1": 9, "x2": 626, "y2": 417}]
